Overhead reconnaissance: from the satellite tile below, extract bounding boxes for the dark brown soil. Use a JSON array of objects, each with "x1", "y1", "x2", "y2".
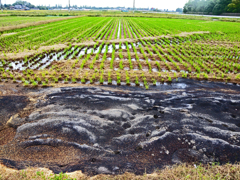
[{"x1": 0, "y1": 79, "x2": 240, "y2": 176}]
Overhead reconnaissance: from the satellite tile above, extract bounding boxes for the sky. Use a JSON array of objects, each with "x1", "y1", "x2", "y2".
[{"x1": 3, "y1": 0, "x2": 188, "y2": 10}]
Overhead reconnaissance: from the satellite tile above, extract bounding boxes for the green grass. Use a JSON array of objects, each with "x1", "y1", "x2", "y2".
[
  {"x1": 0, "y1": 10, "x2": 240, "y2": 23},
  {"x1": 0, "y1": 16, "x2": 64, "y2": 27}
]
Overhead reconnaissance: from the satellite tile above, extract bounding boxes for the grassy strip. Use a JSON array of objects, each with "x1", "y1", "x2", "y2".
[
  {"x1": 0, "y1": 16, "x2": 82, "y2": 32},
  {"x1": 0, "y1": 16, "x2": 65, "y2": 27},
  {"x1": 0, "y1": 163, "x2": 240, "y2": 180},
  {"x1": 1, "y1": 10, "x2": 240, "y2": 22}
]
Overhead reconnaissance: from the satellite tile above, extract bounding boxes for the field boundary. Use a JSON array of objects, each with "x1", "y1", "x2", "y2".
[{"x1": 0, "y1": 16, "x2": 83, "y2": 33}]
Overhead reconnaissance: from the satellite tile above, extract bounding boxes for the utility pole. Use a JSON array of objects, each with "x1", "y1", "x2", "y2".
[
  {"x1": 0, "y1": 0, "x2": 2, "y2": 12},
  {"x1": 133, "y1": 0, "x2": 135, "y2": 13},
  {"x1": 68, "y1": 0, "x2": 70, "y2": 12}
]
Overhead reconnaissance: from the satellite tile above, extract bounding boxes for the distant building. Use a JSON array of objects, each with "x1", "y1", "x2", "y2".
[{"x1": 14, "y1": 5, "x2": 22, "y2": 9}]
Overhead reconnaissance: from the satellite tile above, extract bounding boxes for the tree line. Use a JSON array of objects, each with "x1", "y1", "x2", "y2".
[
  {"x1": 1, "y1": 1, "x2": 49, "y2": 10},
  {"x1": 183, "y1": 0, "x2": 240, "y2": 14},
  {"x1": 1, "y1": 0, "x2": 150, "y2": 11}
]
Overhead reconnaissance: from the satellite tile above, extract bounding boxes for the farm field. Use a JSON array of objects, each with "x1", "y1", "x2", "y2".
[
  {"x1": 0, "y1": 16, "x2": 66, "y2": 27},
  {"x1": 0, "y1": 16, "x2": 239, "y2": 89},
  {"x1": 0, "y1": 15, "x2": 80, "y2": 32},
  {"x1": 1, "y1": 10, "x2": 240, "y2": 22},
  {"x1": 0, "y1": 15, "x2": 240, "y2": 178}
]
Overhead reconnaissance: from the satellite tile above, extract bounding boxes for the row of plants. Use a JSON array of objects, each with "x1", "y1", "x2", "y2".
[
  {"x1": 1, "y1": 33, "x2": 239, "y2": 76},
  {"x1": 0, "y1": 16, "x2": 239, "y2": 89},
  {"x1": 1, "y1": 63, "x2": 238, "y2": 90},
  {"x1": 2, "y1": 16, "x2": 240, "y2": 54}
]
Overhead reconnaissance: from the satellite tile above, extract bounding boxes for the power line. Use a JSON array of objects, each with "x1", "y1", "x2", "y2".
[
  {"x1": 0, "y1": 0, "x2": 2, "y2": 12},
  {"x1": 68, "y1": 0, "x2": 70, "y2": 12},
  {"x1": 133, "y1": 0, "x2": 135, "y2": 13}
]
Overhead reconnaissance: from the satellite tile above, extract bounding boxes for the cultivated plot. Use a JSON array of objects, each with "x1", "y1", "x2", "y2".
[
  {"x1": 0, "y1": 17, "x2": 239, "y2": 88},
  {"x1": 0, "y1": 16, "x2": 65, "y2": 28}
]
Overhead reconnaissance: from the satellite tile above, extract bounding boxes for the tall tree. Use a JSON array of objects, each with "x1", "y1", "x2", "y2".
[
  {"x1": 176, "y1": 8, "x2": 183, "y2": 12},
  {"x1": 228, "y1": 0, "x2": 240, "y2": 12},
  {"x1": 183, "y1": 0, "x2": 238, "y2": 14}
]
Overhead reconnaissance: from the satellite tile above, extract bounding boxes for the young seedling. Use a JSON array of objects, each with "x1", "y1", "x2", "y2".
[
  {"x1": 152, "y1": 78, "x2": 157, "y2": 86},
  {"x1": 72, "y1": 78, "x2": 77, "y2": 83},
  {"x1": 108, "y1": 71, "x2": 112, "y2": 85},
  {"x1": 32, "y1": 81, "x2": 38, "y2": 87},
  {"x1": 126, "y1": 71, "x2": 130, "y2": 86},
  {"x1": 135, "y1": 76, "x2": 140, "y2": 86},
  {"x1": 99, "y1": 75, "x2": 104, "y2": 84}
]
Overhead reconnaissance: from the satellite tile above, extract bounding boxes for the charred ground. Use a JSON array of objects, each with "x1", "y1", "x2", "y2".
[{"x1": 0, "y1": 79, "x2": 240, "y2": 175}]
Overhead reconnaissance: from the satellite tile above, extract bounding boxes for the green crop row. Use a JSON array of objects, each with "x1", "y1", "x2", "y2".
[{"x1": 0, "y1": 16, "x2": 239, "y2": 89}]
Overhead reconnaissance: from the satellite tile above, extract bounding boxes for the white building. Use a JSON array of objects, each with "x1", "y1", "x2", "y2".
[{"x1": 14, "y1": 5, "x2": 22, "y2": 9}]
